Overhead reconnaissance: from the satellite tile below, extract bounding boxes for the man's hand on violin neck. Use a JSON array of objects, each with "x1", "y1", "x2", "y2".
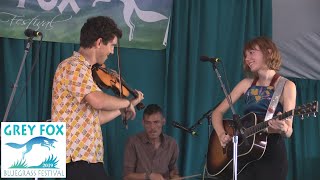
[
  {"x1": 123, "y1": 89, "x2": 143, "y2": 120},
  {"x1": 131, "y1": 90, "x2": 144, "y2": 106},
  {"x1": 123, "y1": 103, "x2": 136, "y2": 120}
]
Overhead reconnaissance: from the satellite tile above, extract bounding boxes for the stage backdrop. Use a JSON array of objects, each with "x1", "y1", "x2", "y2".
[{"x1": 0, "y1": 0, "x2": 172, "y2": 50}]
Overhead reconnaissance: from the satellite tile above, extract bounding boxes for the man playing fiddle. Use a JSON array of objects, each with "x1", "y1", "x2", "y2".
[{"x1": 51, "y1": 16, "x2": 144, "y2": 180}]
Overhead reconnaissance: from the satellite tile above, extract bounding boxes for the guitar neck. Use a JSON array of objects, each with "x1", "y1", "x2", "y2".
[
  {"x1": 243, "y1": 101, "x2": 318, "y2": 137},
  {"x1": 245, "y1": 110, "x2": 294, "y2": 137}
]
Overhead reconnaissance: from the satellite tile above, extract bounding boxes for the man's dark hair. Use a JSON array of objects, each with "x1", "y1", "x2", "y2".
[
  {"x1": 143, "y1": 104, "x2": 164, "y2": 118},
  {"x1": 80, "y1": 16, "x2": 122, "y2": 48}
]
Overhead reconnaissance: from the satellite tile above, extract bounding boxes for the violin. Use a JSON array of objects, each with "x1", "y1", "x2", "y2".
[{"x1": 91, "y1": 63, "x2": 145, "y2": 110}]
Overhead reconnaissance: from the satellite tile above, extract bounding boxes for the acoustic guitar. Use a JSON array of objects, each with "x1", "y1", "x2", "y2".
[{"x1": 206, "y1": 101, "x2": 318, "y2": 179}]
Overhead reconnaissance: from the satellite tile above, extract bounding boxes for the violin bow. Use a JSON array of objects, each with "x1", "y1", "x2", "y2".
[{"x1": 116, "y1": 41, "x2": 129, "y2": 129}]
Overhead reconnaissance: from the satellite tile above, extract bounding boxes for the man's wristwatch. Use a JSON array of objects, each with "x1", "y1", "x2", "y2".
[{"x1": 145, "y1": 171, "x2": 151, "y2": 180}]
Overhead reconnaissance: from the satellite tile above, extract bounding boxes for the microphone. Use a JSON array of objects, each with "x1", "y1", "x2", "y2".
[
  {"x1": 171, "y1": 121, "x2": 198, "y2": 136},
  {"x1": 24, "y1": 29, "x2": 42, "y2": 37},
  {"x1": 200, "y1": 56, "x2": 220, "y2": 63}
]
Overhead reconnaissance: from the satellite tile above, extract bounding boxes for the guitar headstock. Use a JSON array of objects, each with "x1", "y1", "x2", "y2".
[{"x1": 294, "y1": 101, "x2": 318, "y2": 119}]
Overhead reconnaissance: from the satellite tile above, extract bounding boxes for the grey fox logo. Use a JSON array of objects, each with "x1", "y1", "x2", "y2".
[
  {"x1": 92, "y1": 0, "x2": 168, "y2": 41},
  {"x1": 5, "y1": 136, "x2": 57, "y2": 159}
]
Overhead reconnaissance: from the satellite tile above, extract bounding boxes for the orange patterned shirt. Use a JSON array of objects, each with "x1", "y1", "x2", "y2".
[{"x1": 51, "y1": 52, "x2": 104, "y2": 163}]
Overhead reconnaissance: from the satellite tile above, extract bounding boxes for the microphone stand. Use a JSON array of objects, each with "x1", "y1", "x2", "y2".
[
  {"x1": 187, "y1": 112, "x2": 213, "y2": 179},
  {"x1": 2, "y1": 37, "x2": 34, "y2": 122},
  {"x1": 189, "y1": 109, "x2": 212, "y2": 140},
  {"x1": 188, "y1": 102, "x2": 222, "y2": 179},
  {"x1": 211, "y1": 62, "x2": 248, "y2": 180},
  {"x1": 189, "y1": 101, "x2": 222, "y2": 140}
]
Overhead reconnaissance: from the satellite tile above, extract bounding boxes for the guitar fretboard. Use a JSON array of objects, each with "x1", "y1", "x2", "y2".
[
  {"x1": 244, "y1": 101, "x2": 318, "y2": 137},
  {"x1": 244, "y1": 110, "x2": 294, "y2": 137}
]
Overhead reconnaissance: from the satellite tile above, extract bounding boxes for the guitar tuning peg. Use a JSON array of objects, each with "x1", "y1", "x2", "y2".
[{"x1": 301, "y1": 115, "x2": 304, "y2": 120}]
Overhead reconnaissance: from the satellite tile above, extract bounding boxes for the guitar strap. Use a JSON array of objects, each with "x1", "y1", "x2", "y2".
[{"x1": 264, "y1": 76, "x2": 288, "y2": 122}]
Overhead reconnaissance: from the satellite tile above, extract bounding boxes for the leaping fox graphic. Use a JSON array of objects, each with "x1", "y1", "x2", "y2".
[
  {"x1": 5, "y1": 136, "x2": 57, "y2": 159},
  {"x1": 93, "y1": 0, "x2": 168, "y2": 41}
]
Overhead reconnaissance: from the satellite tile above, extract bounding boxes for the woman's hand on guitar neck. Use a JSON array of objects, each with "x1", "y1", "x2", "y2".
[
  {"x1": 268, "y1": 112, "x2": 291, "y2": 136},
  {"x1": 218, "y1": 132, "x2": 232, "y2": 148},
  {"x1": 268, "y1": 119, "x2": 289, "y2": 134}
]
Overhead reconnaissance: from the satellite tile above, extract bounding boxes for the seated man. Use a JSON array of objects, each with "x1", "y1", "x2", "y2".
[{"x1": 123, "y1": 104, "x2": 180, "y2": 180}]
